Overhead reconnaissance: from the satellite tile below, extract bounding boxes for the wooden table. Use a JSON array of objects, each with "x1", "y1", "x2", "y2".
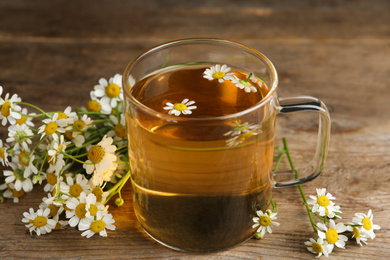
[{"x1": 0, "y1": 1, "x2": 389, "y2": 259}]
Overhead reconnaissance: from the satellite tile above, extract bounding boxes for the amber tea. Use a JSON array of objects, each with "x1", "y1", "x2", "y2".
[{"x1": 126, "y1": 64, "x2": 276, "y2": 252}]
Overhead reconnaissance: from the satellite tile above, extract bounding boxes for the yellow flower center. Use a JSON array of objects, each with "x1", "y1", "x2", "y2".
[
  {"x1": 45, "y1": 122, "x2": 58, "y2": 135},
  {"x1": 48, "y1": 203, "x2": 60, "y2": 217},
  {"x1": 362, "y1": 217, "x2": 372, "y2": 231},
  {"x1": 87, "y1": 100, "x2": 101, "y2": 112},
  {"x1": 54, "y1": 222, "x2": 61, "y2": 230},
  {"x1": 16, "y1": 115, "x2": 27, "y2": 125},
  {"x1": 12, "y1": 188, "x2": 25, "y2": 198},
  {"x1": 75, "y1": 202, "x2": 87, "y2": 219},
  {"x1": 73, "y1": 120, "x2": 85, "y2": 131},
  {"x1": 90, "y1": 219, "x2": 106, "y2": 233},
  {"x1": 57, "y1": 112, "x2": 68, "y2": 120},
  {"x1": 64, "y1": 131, "x2": 73, "y2": 140},
  {"x1": 238, "y1": 130, "x2": 253, "y2": 141},
  {"x1": 212, "y1": 71, "x2": 226, "y2": 79},
  {"x1": 173, "y1": 103, "x2": 188, "y2": 112},
  {"x1": 46, "y1": 172, "x2": 57, "y2": 186},
  {"x1": 105, "y1": 83, "x2": 121, "y2": 98},
  {"x1": 91, "y1": 186, "x2": 104, "y2": 203},
  {"x1": 353, "y1": 227, "x2": 360, "y2": 238},
  {"x1": 89, "y1": 204, "x2": 99, "y2": 217},
  {"x1": 69, "y1": 183, "x2": 83, "y2": 198},
  {"x1": 18, "y1": 150, "x2": 30, "y2": 166},
  {"x1": 0, "y1": 147, "x2": 5, "y2": 159},
  {"x1": 312, "y1": 242, "x2": 323, "y2": 254},
  {"x1": 317, "y1": 196, "x2": 330, "y2": 207},
  {"x1": 1, "y1": 102, "x2": 11, "y2": 117},
  {"x1": 114, "y1": 124, "x2": 126, "y2": 138},
  {"x1": 259, "y1": 215, "x2": 272, "y2": 227},
  {"x1": 33, "y1": 216, "x2": 47, "y2": 228},
  {"x1": 88, "y1": 146, "x2": 105, "y2": 164},
  {"x1": 325, "y1": 228, "x2": 339, "y2": 244}
]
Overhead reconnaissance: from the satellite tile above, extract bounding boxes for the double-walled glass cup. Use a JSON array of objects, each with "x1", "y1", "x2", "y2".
[{"x1": 123, "y1": 39, "x2": 330, "y2": 252}]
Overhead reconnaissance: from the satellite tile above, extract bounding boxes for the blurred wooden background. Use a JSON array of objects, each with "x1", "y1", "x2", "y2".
[{"x1": 0, "y1": 0, "x2": 389, "y2": 259}]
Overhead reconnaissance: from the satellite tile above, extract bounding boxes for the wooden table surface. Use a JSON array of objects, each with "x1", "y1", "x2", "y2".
[{"x1": 0, "y1": 1, "x2": 389, "y2": 259}]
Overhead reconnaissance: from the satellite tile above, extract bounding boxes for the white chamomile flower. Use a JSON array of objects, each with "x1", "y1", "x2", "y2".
[
  {"x1": 6, "y1": 124, "x2": 34, "y2": 151},
  {"x1": 15, "y1": 108, "x2": 35, "y2": 127},
  {"x1": 107, "y1": 114, "x2": 127, "y2": 146},
  {"x1": 66, "y1": 192, "x2": 90, "y2": 227},
  {"x1": 224, "y1": 122, "x2": 262, "y2": 146},
  {"x1": 38, "y1": 113, "x2": 68, "y2": 141},
  {"x1": 317, "y1": 219, "x2": 348, "y2": 253},
  {"x1": 308, "y1": 188, "x2": 341, "y2": 218},
  {"x1": 252, "y1": 209, "x2": 280, "y2": 236},
  {"x1": 39, "y1": 195, "x2": 64, "y2": 218},
  {"x1": 91, "y1": 74, "x2": 123, "y2": 113},
  {"x1": 48, "y1": 135, "x2": 70, "y2": 166},
  {"x1": 4, "y1": 163, "x2": 33, "y2": 192},
  {"x1": 230, "y1": 74, "x2": 258, "y2": 93},
  {"x1": 91, "y1": 162, "x2": 118, "y2": 187},
  {"x1": 0, "y1": 86, "x2": 22, "y2": 126},
  {"x1": 63, "y1": 174, "x2": 91, "y2": 199},
  {"x1": 304, "y1": 237, "x2": 330, "y2": 258},
  {"x1": 347, "y1": 225, "x2": 368, "y2": 246},
  {"x1": 56, "y1": 106, "x2": 77, "y2": 125},
  {"x1": 22, "y1": 207, "x2": 56, "y2": 236},
  {"x1": 351, "y1": 209, "x2": 381, "y2": 239},
  {"x1": 79, "y1": 210, "x2": 116, "y2": 238},
  {"x1": 13, "y1": 149, "x2": 38, "y2": 178},
  {"x1": 83, "y1": 135, "x2": 117, "y2": 176},
  {"x1": 1, "y1": 182, "x2": 25, "y2": 203},
  {"x1": 43, "y1": 172, "x2": 62, "y2": 192},
  {"x1": 203, "y1": 64, "x2": 234, "y2": 83},
  {"x1": 68, "y1": 114, "x2": 94, "y2": 138},
  {"x1": 0, "y1": 139, "x2": 10, "y2": 166},
  {"x1": 89, "y1": 185, "x2": 110, "y2": 205},
  {"x1": 163, "y1": 98, "x2": 197, "y2": 116}
]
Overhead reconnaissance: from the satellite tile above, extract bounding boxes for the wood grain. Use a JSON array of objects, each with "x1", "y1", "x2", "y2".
[{"x1": 0, "y1": 0, "x2": 389, "y2": 259}]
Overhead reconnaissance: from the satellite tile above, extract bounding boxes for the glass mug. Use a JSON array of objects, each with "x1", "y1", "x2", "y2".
[{"x1": 122, "y1": 39, "x2": 330, "y2": 252}]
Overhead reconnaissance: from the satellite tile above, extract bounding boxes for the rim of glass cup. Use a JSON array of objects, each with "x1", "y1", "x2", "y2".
[{"x1": 123, "y1": 38, "x2": 279, "y2": 121}]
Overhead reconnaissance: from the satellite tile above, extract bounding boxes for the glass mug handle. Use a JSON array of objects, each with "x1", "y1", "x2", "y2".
[{"x1": 273, "y1": 96, "x2": 331, "y2": 187}]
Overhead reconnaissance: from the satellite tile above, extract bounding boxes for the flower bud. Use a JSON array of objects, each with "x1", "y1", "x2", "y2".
[
  {"x1": 254, "y1": 232, "x2": 264, "y2": 239},
  {"x1": 115, "y1": 197, "x2": 124, "y2": 207}
]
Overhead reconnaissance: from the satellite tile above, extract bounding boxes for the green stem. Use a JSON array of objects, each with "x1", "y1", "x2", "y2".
[
  {"x1": 282, "y1": 138, "x2": 318, "y2": 233},
  {"x1": 245, "y1": 73, "x2": 253, "y2": 83},
  {"x1": 105, "y1": 170, "x2": 131, "y2": 204},
  {"x1": 16, "y1": 102, "x2": 49, "y2": 117}
]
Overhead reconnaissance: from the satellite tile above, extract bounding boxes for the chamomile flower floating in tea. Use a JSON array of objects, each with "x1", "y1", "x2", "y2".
[
  {"x1": 351, "y1": 210, "x2": 381, "y2": 239},
  {"x1": 230, "y1": 74, "x2": 258, "y2": 93},
  {"x1": 163, "y1": 98, "x2": 197, "y2": 116},
  {"x1": 317, "y1": 219, "x2": 348, "y2": 253},
  {"x1": 224, "y1": 121, "x2": 262, "y2": 146},
  {"x1": 304, "y1": 237, "x2": 330, "y2": 258},
  {"x1": 308, "y1": 188, "x2": 342, "y2": 219},
  {"x1": 203, "y1": 64, "x2": 234, "y2": 83}
]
